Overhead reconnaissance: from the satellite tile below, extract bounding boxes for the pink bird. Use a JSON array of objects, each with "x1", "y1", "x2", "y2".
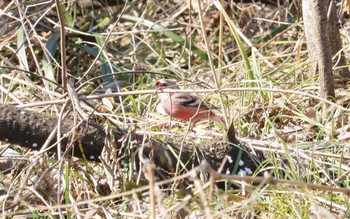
[{"x1": 155, "y1": 79, "x2": 225, "y2": 128}]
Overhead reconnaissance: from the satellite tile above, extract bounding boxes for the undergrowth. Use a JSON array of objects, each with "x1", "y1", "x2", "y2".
[{"x1": 0, "y1": 0, "x2": 349, "y2": 218}]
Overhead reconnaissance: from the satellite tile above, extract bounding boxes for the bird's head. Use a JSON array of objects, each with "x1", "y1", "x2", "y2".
[{"x1": 154, "y1": 79, "x2": 180, "y2": 89}]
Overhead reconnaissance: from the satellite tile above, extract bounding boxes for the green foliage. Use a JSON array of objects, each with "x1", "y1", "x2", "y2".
[{"x1": 0, "y1": 1, "x2": 349, "y2": 218}]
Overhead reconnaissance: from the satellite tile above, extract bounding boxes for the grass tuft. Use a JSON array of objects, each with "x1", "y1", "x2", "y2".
[{"x1": 0, "y1": 0, "x2": 349, "y2": 218}]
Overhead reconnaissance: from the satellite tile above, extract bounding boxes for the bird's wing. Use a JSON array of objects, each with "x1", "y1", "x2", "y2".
[
  {"x1": 174, "y1": 94, "x2": 218, "y2": 109},
  {"x1": 176, "y1": 94, "x2": 200, "y2": 107}
]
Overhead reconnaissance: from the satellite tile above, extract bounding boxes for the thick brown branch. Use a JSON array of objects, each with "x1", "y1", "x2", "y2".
[
  {"x1": 302, "y1": 0, "x2": 350, "y2": 93},
  {"x1": 0, "y1": 104, "x2": 121, "y2": 161}
]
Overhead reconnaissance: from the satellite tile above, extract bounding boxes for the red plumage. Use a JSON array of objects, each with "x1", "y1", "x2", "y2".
[{"x1": 155, "y1": 79, "x2": 224, "y2": 127}]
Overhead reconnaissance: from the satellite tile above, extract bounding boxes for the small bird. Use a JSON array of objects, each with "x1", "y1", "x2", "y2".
[{"x1": 155, "y1": 79, "x2": 225, "y2": 128}]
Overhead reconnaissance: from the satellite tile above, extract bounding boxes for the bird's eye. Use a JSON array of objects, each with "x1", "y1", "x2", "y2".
[{"x1": 155, "y1": 81, "x2": 167, "y2": 88}]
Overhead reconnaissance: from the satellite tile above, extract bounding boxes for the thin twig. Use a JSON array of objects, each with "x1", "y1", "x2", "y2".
[
  {"x1": 5, "y1": 161, "x2": 350, "y2": 217},
  {"x1": 13, "y1": 87, "x2": 350, "y2": 113},
  {"x1": 197, "y1": 0, "x2": 229, "y2": 129},
  {"x1": 55, "y1": 0, "x2": 67, "y2": 92},
  {"x1": 205, "y1": 162, "x2": 350, "y2": 196}
]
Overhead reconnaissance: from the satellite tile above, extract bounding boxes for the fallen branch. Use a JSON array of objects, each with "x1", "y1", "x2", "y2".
[{"x1": 0, "y1": 104, "x2": 259, "y2": 181}]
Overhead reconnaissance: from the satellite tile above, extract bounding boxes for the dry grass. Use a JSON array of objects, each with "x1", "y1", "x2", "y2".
[{"x1": 1, "y1": 0, "x2": 350, "y2": 218}]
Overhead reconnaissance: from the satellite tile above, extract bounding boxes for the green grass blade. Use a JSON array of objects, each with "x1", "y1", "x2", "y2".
[{"x1": 17, "y1": 27, "x2": 29, "y2": 71}]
